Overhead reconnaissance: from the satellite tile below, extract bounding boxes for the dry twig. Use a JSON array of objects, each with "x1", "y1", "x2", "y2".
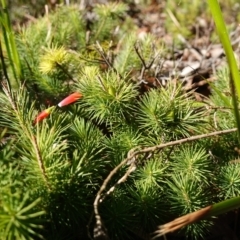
[{"x1": 92, "y1": 128, "x2": 237, "y2": 238}]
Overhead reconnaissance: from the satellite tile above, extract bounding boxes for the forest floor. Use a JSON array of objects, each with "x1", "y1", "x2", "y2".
[
  {"x1": 10, "y1": 0, "x2": 240, "y2": 101},
  {"x1": 122, "y1": 0, "x2": 240, "y2": 101}
]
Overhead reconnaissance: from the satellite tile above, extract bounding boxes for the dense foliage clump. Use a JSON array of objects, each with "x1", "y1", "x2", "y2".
[{"x1": 1, "y1": 1, "x2": 240, "y2": 240}]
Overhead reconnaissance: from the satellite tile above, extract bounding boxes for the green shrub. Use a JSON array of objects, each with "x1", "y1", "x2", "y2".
[{"x1": 0, "y1": 2, "x2": 240, "y2": 240}]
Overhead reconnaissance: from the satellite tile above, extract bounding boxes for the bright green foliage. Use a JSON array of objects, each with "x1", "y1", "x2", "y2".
[
  {"x1": 114, "y1": 34, "x2": 163, "y2": 75},
  {"x1": 208, "y1": 0, "x2": 240, "y2": 145},
  {"x1": 0, "y1": 132, "x2": 45, "y2": 240},
  {"x1": 114, "y1": 33, "x2": 138, "y2": 74},
  {"x1": 92, "y1": 2, "x2": 128, "y2": 42},
  {"x1": 167, "y1": 173, "x2": 210, "y2": 213},
  {"x1": 0, "y1": 2, "x2": 240, "y2": 240},
  {"x1": 136, "y1": 86, "x2": 206, "y2": 141},
  {"x1": 133, "y1": 158, "x2": 167, "y2": 188},
  {"x1": 170, "y1": 145, "x2": 212, "y2": 184},
  {"x1": 0, "y1": 0, "x2": 22, "y2": 88},
  {"x1": 39, "y1": 46, "x2": 70, "y2": 75},
  {"x1": 218, "y1": 163, "x2": 240, "y2": 199},
  {"x1": 0, "y1": 193, "x2": 45, "y2": 240},
  {"x1": 207, "y1": 68, "x2": 236, "y2": 130},
  {"x1": 77, "y1": 68, "x2": 138, "y2": 126},
  {"x1": 104, "y1": 128, "x2": 142, "y2": 166},
  {"x1": 167, "y1": 173, "x2": 213, "y2": 239},
  {"x1": 165, "y1": 0, "x2": 207, "y2": 38},
  {"x1": 127, "y1": 182, "x2": 166, "y2": 232}
]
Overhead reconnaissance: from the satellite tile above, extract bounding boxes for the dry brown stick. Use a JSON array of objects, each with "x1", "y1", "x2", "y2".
[
  {"x1": 137, "y1": 128, "x2": 237, "y2": 155},
  {"x1": 96, "y1": 41, "x2": 113, "y2": 69},
  {"x1": 100, "y1": 162, "x2": 136, "y2": 203},
  {"x1": 183, "y1": 77, "x2": 216, "y2": 91},
  {"x1": 134, "y1": 42, "x2": 147, "y2": 69},
  {"x1": 93, "y1": 158, "x2": 135, "y2": 225},
  {"x1": 206, "y1": 105, "x2": 234, "y2": 110},
  {"x1": 134, "y1": 42, "x2": 158, "y2": 81},
  {"x1": 93, "y1": 128, "x2": 237, "y2": 237},
  {"x1": 95, "y1": 41, "x2": 123, "y2": 79},
  {"x1": 93, "y1": 146, "x2": 140, "y2": 238}
]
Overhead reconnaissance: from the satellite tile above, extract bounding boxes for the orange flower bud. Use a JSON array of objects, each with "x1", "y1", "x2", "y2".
[
  {"x1": 33, "y1": 106, "x2": 55, "y2": 126},
  {"x1": 58, "y1": 92, "x2": 82, "y2": 107}
]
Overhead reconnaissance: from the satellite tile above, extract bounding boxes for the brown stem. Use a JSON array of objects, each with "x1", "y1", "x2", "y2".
[{"x1": 93, "y1": 128, "x2": 237, "y2": 237}]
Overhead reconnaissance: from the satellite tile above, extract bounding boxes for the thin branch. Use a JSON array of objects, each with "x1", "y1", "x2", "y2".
[
  {"x1": 134, "y1": 42, "x2": 147, "y2": 69},
  {"x1": 137, "y1": 128, "x2": 237, "y2": 155},
  {"x1": 99, "y1": 163, "x2": 136, "y2": 203},
  {"x1": 134, "y1": 42, "x2": 159, "y2": 84},
  {"x1": 95, "y1": 41, "x2": 123, "y2": 79},
  {"x1": 1, "y1": 82, "x2": 16, "y2": 110},
  {"x1": 93, "y1": 153, "x2": 133, "y2": 238},
  {"x1": 2, "y1": 83, "x2": 51, "y2": 190},
  {"x1": 79, "y1": 56, "x2": 106, "y2": 65},
  {"x1": 32, "y1": 135, "x2": 51, "y2": 190},
  {"x1": 183, "y1": 77, "x2": 216, "y2": 91},
  {"x1": 56, "y1": 63, "x2": 75, "y2": 82},
  {"x1": 139, "y1": 66, "x2": 147, "y2": 83},
  {"x1": 206, "y1": 105, "x2": 234, "y2": 111},
  {"x1": 93, "y1": 128, "x2": 237, "y2": 237},
  {"x1": 134, "y1": 41, "x2": 157, "y2": 70},
  {"x1": 96, "y1": 75, "x2": 108, "y2": 92}
]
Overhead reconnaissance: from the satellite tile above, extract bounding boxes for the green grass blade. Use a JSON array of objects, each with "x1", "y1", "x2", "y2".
[
  {"x1": 208, "y1": 0, "x2": 240, "y2": 142},
  {"x1": 207, "y1": 196, "x2": 240, "y2": 217},
  {"x1": 0, "y1": 0, "x2": 22, "y2": 88}
]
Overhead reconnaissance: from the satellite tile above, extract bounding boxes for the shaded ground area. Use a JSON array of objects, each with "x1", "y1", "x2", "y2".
[
  {"x1": 63, "y1": 0, "x2": 240, "y2": 102},
  {"x1": 123, "y1": 1, "x2": 240, "y2": 100}
]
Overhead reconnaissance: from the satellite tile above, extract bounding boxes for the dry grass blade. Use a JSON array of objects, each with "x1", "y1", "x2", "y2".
[
  {"x1": 92, "y1": 129, "x2": 237, "y2": 238},
  {"x1": 152, "y1": 206, "x2": 212, "y2": 239}
]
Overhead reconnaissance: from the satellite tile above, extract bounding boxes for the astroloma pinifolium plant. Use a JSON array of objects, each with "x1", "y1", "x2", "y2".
[{"x1": 0, "y1": 2, "x2": 240, "y2": 240}]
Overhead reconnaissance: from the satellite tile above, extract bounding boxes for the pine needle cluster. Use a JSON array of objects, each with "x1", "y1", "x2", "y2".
[{"x1": 0, "y1": 2, "x2": 240, "y2": 240}]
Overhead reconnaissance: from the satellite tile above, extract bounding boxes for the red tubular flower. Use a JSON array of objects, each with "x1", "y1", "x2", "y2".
[
  {"x1": 33, "y1": 106, "x2": 55, "y2": 126},
  {"x1": 58, "y1": 92, "x2": 82, "y2": 107}
]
